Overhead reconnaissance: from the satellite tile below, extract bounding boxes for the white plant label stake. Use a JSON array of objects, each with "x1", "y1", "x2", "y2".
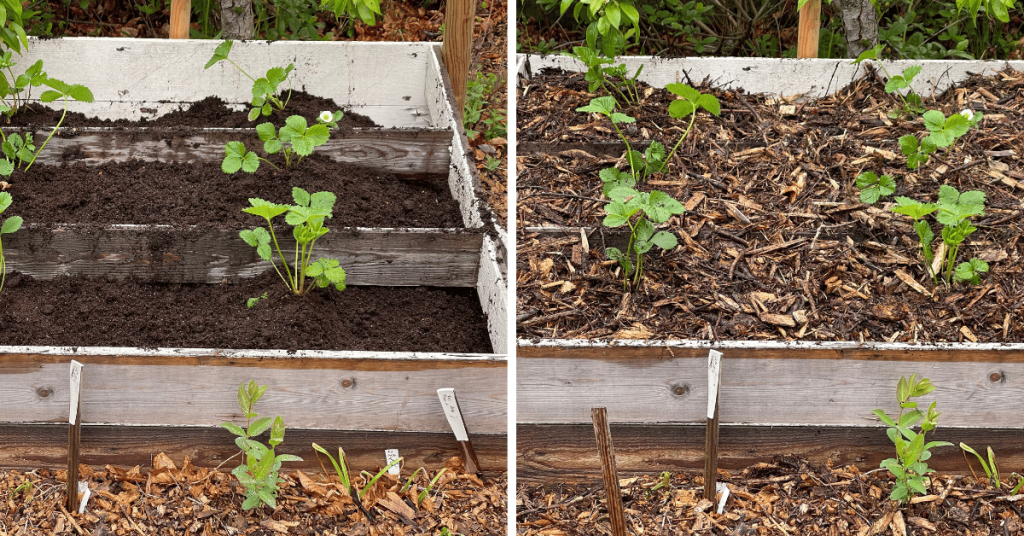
[
  {"x1": 704, "y1": 350, "x2": 723, "y2": 502},
  {"x1": 437, "y1": 388, "x2": 480, "y2": 474},
  {"x1": 385, "y1": 449, "x2": 401, "y2": 476},
  {"x1": 67, "y1": 360, "x2": 84, "y2": 511}
]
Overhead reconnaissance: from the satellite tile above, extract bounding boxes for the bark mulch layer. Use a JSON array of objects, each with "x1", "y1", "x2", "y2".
[
  {"x1": 516, "y1": 68, "x2": 1024, "y2": 343},
  {"x1": 518, "y1": 458, "x2": 1024, "y2": 535},
  {"x1": 5, "y1": 91, "x2": 378, "y2": 131},
  {"x1": 1, "y1": 456, "x2": 506, "y2": 535},
  {"x1": 7, "y1": 154, "x2": 461, "y2": 229},
  {"x1": 0, "y1": 271, "x2": 492, "y2": 353}
]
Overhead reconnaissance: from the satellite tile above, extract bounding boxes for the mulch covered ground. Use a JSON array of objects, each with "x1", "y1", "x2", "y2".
[
  {"x1": 516, "y1": 67, "x2": 1024, "y2": 343},
  {"x1": 1, "y1": 455, "x2": 506, "y2": 535},
  {"x1": 517, "y1": 458, "x2": 1024, "y2": 535}
]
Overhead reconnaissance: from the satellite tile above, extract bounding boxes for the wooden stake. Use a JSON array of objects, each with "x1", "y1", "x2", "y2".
[
  {"x1": 592, "y1": 407, "x2": 627, "y2": 536},
  {"x1": 437, "y1": 388, "x2": 482, "y2": 474},
  {"x1": 67, "y1": 361, "x2": 83, "y2": 512},
  {"x1": 169, "y1": 0, "x2": 191, "y2": 39},
  {"x1": 797, "y1": 0, "x2": 821, "y2": 58},
  {"x1": 704, "y1": 350, "x2": 722, "y2": 502},
  {"x1": 440, "y1": 0, "x2": 475, "y2": 114}
]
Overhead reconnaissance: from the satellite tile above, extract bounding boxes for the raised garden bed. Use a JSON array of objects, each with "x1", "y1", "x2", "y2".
[
  {"x1": 515, "y1": 54, "x2": 1024, "y2": 487},
  {"x1": 0, "y1": 39, "x2": 507, "y2": 481}
]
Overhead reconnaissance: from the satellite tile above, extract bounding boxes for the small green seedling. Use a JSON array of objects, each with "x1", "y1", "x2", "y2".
[
  {"x1": 220, "y1": 381, "x2": 303, "y2": 510},
  {"x1": 873, "y1": 374, "x2": 953, "y2": 503},
  {"x1": 603, "y1": 185, "x2": 684, "y2": 288},
  {"x1": 0, "y1": 54, "x2": 48, "y2": 115},
  {"x1": 11, "y1": 480, "x2": 33, "y2": 502},
  {"x1": 900, "y1": 109, "x2": 982, "y2": 170},
  {"x1": 0, "y1": 75, "x2": 93, "y2": 176},
  {"x1": 246, "y1": 292, "x2": 268, "y2": 309},
  {"x1": 223, "y1": 112, "x2": 341, "y2": 172},
  {"x1": 894, "y1": 185, "x2": 987, "y2": 286},
  {"x1": 646, "y1": 471, "x2": 671, "y2": 497},
  {"x1": 855, "y1": 171, "x2": 896, "y2": 204},
  {"x1": 205, "y1": 40, "x2": 294, "y2": 121},
  {"x1": 960, "y1": 443, "x2": 1000, "y2": 488},
  {"x1": 567, "y1": 45, "x2": 643, "y2": 107},
  {"x1": 0, "y1": 191, "x2": 22, "y2": 293},
  {"x1": 311, "y1": 443, "x2": 403, "y2": 502},
  {"x1": 240, "y1": 187, "x2": 347, "y2": 297},
  {"x1": 577, "y1": 87, "x2": 718, "y2": 189},
  {"x1": 400, "y1": 467, "x2": 449, "y2": 505},
  {"x1": 852, "y1": 45, "x2": 926, "y2": 119}
]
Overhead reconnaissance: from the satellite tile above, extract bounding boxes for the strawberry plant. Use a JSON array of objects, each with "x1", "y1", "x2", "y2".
[
  {"x1": 222, "y1": 111, "x2": 341, "y2": 173},
  {"x1": 205, "y1": 40, "x2": 294, "y2": 121},
  {"x1": 240, "y1": 187, "x2": 347, "y2": 298},
  {"x1": 603, "y1": 185, "x2": 684, "y2": 288},
  {"x1": 0, "y1": 191, "x2": 21, "y2": 293}
]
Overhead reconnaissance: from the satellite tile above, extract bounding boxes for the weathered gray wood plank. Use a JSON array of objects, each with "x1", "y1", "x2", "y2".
[
  {"x1": 477, "y1": 236, "x2": 507, "y2": 355},
  {"x1": 0, "y1": 425, "x2": 507, "y2": 473},
  {"x1": 18, "y1": 39, "x2": 440, "y2": 128},
  {"x1": 0, "y1": 349, "x2": 506, "y2": 434},
  {"x1": 517, "y1": 424, "x2": 1023, "y2": 483},
  {"x1": 517, "y1": 344, "x2": 1024, "y2": 428},
  {"x1": 10, "y1": 128, "x2": 451, "y2": 176},
  {"x1": 5, "y1": 225, "x2": 482, "y2": 286}
]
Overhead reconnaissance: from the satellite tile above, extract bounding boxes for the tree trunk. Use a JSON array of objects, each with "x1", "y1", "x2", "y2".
[
  {"x1": 219, "y1": 0, "x2": 254, "y2": 39},
  {"x1": 834, "y1": 0, "x2": 879, "y2": 58}
]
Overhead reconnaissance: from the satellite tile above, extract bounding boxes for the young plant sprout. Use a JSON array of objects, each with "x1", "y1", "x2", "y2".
[
  {"x1": 220, "y1": 381, "x2": 303, "y2": 511},
  {"x1": 0, "y1": 191, "x2": 22, "y2": 293},
  {"x1": 0, "y1": 75, "x2": 94, "y2": 177},
  {"x1": 0, "y1": 54, "x2": 48, "y2": 116},
  {"x1": 852, "y1": 45, "x2": 926, "y2": 119},
  {"x1": 205, "y1": 39, "x2": 294, "y2": 121},
  {"x1": 603, "y1": 185, "x2": 685, "y2": 289},
  {"x1": 222, "y1": 111, "x2": 342, "y2": 173},
  {"x1": 240, "y1": 187, "x2": 347, "y2": 299},
  {"x1": 873, "y1": 374, "x2": 953, "y2": 503}
]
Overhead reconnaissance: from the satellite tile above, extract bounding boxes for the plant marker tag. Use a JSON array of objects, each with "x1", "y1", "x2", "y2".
[
  {"x1": 707, "y1": 350, "x2": 722, "y2": 419},
  {"x1": 437, "y1": 388, "x2": 481, "y2": 474},
  {"x1": 77, "y1": 481, "x2": 91, "y2": 514},
  {"x1": 437, "y1": 388, "x2": 469, "y2": 441},
  {"x1": 69, "y1": 361, "x2": 83, "y2": 425},
  {"x1": 385, "y1": 449, "x2": 401, "y2": 476},
  {"x1": 715, "y1": 482, "x2": 730, "y2": 514}
]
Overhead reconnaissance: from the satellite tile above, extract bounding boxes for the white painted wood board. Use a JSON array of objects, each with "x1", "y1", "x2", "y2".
[
  {"x1": 520, "y1": 53, "x2": 1024, "y2": 99},
  {"x1": 517, "y1": 341, "x2": 1024, "y2": 428},
  {"x1": 6, "y1": 225, "x2": 481, "y2": 286},
  {"x1": 0, "y1": 348, "x2": 506, "y2": 434},
  {"x1": 14, "y1": 38, "x2": 441, "y2": 128},
  {"x1": 478, "y1": 235, "x2": 507, "y2": 355}
]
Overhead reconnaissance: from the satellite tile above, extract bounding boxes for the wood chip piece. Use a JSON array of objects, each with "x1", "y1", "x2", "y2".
[
  {"x1": 960, "y1": 325, "x2": 978, "y2": 342},
  {"x1": 894, "y1": 269, "x2": 931, "y2": 296}
]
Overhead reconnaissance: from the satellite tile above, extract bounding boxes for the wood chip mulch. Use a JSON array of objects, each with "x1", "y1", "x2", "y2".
[
  {"x1": 516, "y1": 68, "x2": 1024, "y2": 343},
  {"x1": 1, "y1": 454, "x2": 506, "y2": 535},
  {"x1": 517, "y1": 458, "x2": 1024, "y2": 535}
]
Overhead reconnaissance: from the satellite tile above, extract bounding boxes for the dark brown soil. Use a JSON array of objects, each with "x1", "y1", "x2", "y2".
[
  {"x1": 1, "y1": 458, "x2": 506, "y2": 536},
  {"x1": 516, "y1": 68, "x2": 1024, "y2": 343},
  {"x1": 517, "y1": 458, "x2": 1024, "y2": 535},
  {"x1": 8, "y1": 155, "x2": 461, "y2": 228},
  {"x1": 0, "y1": 271, "x2": 491, "y2": 353},
  {"x1": 4, "y1": 91, "x2": 378, "y2": 130}
]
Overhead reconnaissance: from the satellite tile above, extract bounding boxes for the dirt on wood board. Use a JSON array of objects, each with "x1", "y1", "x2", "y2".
[
  {"x1": 0, "y1": 455, "x2": 506, "y2": 535},
  {"x1": 516, "y1": 68, "x2": 1024, "y2": 344},
  {"x1": 0, "y1": 271, "x2": 492, "y2": 353},
  {"x1": 517, "y1": 458, "x2": 1024, "y2": 535},
  {"x1": 4, "y1": 91, "x2": 379, "y2": 131},
  {"x1": 6, "y1": 154, "x2": 461, "y2": 229}
]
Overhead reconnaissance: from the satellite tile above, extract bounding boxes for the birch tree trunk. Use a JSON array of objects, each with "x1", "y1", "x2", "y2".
[
  {"x1": 834, "y1": 0, "x2": 879, "y2": 58},
  {"x1": 219, "y1": 0, "x2": 254, "y2": 39}
]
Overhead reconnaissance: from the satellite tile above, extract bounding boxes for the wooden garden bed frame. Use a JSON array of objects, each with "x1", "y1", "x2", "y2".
[
  {"x1": 517, "y1": 53, "x2": 1024, "y2": 483},
  {"x1": 0, "y1": 39, "x2": 507, "y2": 473}
]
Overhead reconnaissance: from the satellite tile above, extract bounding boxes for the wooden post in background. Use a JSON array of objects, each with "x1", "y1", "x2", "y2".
[
  {"x1": 169, "y1": 0, "x2": 191, "y2": 39},
  {"x1": 66, "y1": 361, "x2": 83, "y2": 512},
  {"x1": 441, "y1": 0, "x2": 475, "y2": 113},
  {"x1": 704, "y1": 350, "x2": 722, "y2": 502},
  {"x1": 592, "y1": 408, "x2": 627, "y2": 536},
  {"x1": 798, "y1": 0, "x2": 821, "y2": 58}
]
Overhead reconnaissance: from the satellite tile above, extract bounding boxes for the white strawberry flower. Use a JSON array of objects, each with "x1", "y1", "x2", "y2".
[
  {"x1": 960, "y1": 108, "x2": 973, "y2": 119},
  {"x1": 319, "y1": 111, "x2": 333, "y2": 123}
]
